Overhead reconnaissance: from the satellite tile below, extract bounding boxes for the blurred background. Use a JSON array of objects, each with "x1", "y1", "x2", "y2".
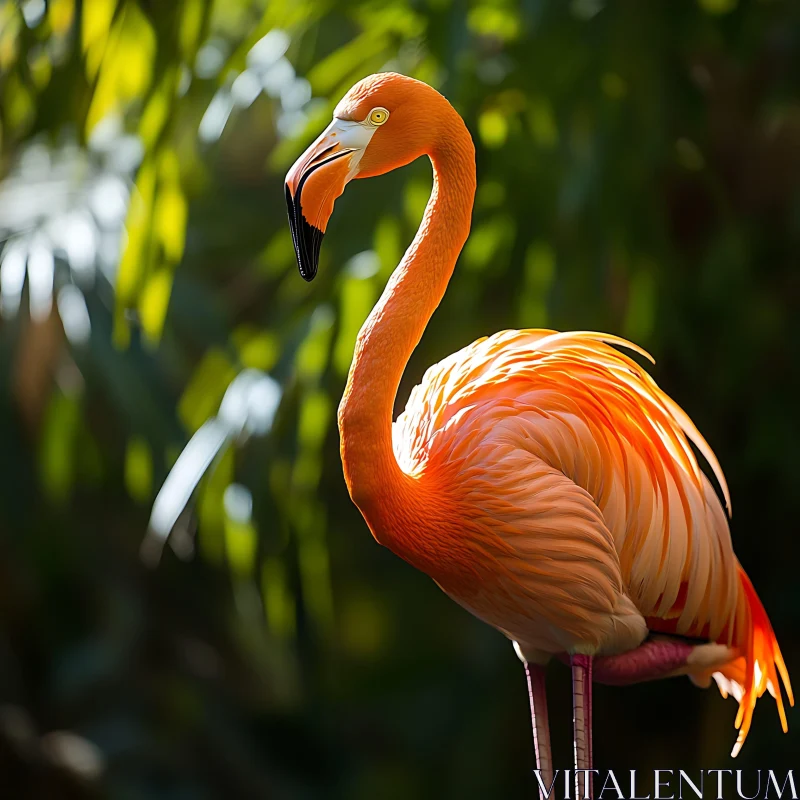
[{"x1": 0, "y1": 0, "x2": 798, "y2": 797}]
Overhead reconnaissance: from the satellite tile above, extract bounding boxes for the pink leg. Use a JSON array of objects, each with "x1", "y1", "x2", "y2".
[
  {"x1": 571, "y1": 654, "x2": 594, "y2": 799},
  {"x1": 525, "y1": 662, "x2": 554, "y2": 799},
  {"x1": 556, "y1": 637, "x2": 696, "y2": 686}
]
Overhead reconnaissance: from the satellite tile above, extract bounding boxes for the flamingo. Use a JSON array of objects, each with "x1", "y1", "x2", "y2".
[{"x1": 284, "y1": 73, "x2": 792, "y2": 797}]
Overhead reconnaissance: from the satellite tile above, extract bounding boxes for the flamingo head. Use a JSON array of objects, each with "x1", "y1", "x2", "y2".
[{"x1": 285, "y1": 72, "x2": 442, "y2": 280}]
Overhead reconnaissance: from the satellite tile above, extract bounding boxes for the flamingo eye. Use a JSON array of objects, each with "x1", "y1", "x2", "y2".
[{"x1": 368, "y1": 107, "x2": 389, "y2": 126}]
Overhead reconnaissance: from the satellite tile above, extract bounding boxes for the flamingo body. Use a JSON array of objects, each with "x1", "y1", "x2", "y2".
[
  {"x1": 393, "y1": 327, "x2": 790, "y2": 750},
  {"x1": 285, "y1": 73, "x2": 792, "y2": 781}
]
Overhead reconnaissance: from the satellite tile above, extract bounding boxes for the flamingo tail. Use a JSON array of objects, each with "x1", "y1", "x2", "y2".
[{"x1": 708, "y1": 566, "x2": 793, "y2": 756}]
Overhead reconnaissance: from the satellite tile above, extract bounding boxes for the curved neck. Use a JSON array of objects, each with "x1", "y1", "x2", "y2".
[{"x1": 338, "y1": 113, "x2": 476, "y2": 534}]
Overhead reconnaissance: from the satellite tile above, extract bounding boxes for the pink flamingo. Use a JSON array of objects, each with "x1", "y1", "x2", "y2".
[{"x1": 284, "y1": 73, "x2": 792, "y2": 797}]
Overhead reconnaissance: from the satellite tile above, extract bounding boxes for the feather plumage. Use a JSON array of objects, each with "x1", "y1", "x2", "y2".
[{"x1": 393, "y1": 329, "x2": 792, "y2": 750}]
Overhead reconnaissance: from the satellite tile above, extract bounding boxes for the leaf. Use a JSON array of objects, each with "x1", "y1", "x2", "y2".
[
  {"x1": 153, "y1": 180, "x2": 188, "y2": 264},
  {"x1": 3, "y1": 73, "x2": 35, "y2": 133},
  {"x1": 233, "y1": 327, "x2": 280, "y2": 371},
  {"x1": 467, "y1": 5, "x2": 520, "y2": 41},
  {"x1": 48, "y1": 0, "x2": 76, "y2": 37},
  {"x1": 178, "y1": 349, "x2": 237, "y2": 432},
  {"x1": 518, "y1": 241, "x2": 555, "y2": 327},
  {"x1": 478, "y1": 109, "x2": 508, "y2": 149},
  {"x1": 295, "y1": 503, "x2": 333, "y2": 634},
  {"x1": 333, "y1": 272, "x2": 376, "y2": 376},
  {"x1": 261, "y1": 558, "x2": 296, "y2": 639},
  {"x1": 373, "y1": 215, "x2": 402, "y2": 279},
  {"x1": 144, "y1": 418, "x2": 231, "y2": 562},
  {"x1": 138, "y1": 268, "x2": 173, "y2": 344},
  {"x1": 139, "y1": 69, "x2": 175, "y2": 148},
  {"x1": 295, "y1": 306, "x2": 334, "y2": 381},
  {"x1": 0, "y1": 6, "x2": 21, "y2": 71},
  {"x1": 698, "y1": 0, "x2": 737, "y2": 13},
  {"x1": 197, "y1": 445, "x2": 234, "y2": 565},
  {"x1": 85, "y1": 1, "x2": 155, "y2": 134},
  {"x1": 179, "y1": 0, "x2": 205, "y2": 59},
  {"x1": 115, "y1": 148, "x2": 186, "y2": 345},
  {"x1": 114, "y1": 158, "x2": 155, "y2": 346},
  {"x1": 218, "y1": 369, "x2": 282, "y2": 439},
  {"x1": 29, "y1": 49, "x2": 52, "y2": 90},
  {"x1": 297, "y1": 389, "x2": 330, "y2": 450},
  {"x1": 462, "y1": 215, "x2": 514, "y2": 272},
  {"x1": 116, "y1": 159, "x2": 156, "y2": 307},
  {"x1": 125, "y1": 436, "x2": 153, "y2": 502},
  {"x1": 528, "y1": 95, "x2": 558, "y2": 148},
  {"x1": 82, "y1": 0, "x2": 117, "y2": 70},
  {"x1": 306, "y1": 31, "x2": 388, "y2": 96},
  {"x1": 39, "y1": 391, "x2": 82, "y2": 503},
  {"x1": 404, "y1": 179, "x2": 430, "y2": 226},
  {"x1": 225, "y1": 518, "x2": 257, "y2": 578}
]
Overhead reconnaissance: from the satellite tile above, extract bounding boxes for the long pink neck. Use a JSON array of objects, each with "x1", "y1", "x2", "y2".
[{"x1": 338, "y1": 113, "x2": 476, "y2": 543}]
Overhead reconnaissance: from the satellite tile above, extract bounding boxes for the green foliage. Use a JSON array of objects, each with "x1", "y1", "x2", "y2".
[{"x1": 0, "y1": 0, "x2": 798, "y2": 797}]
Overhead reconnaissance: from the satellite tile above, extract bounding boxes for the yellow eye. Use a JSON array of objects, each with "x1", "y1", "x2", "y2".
[{"x1": 368, "y1": 107, "x2": 389, "y2": 126}]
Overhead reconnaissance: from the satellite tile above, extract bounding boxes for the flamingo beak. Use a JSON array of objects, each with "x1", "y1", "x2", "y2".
[{"x1": 285, "y1": 118, "x2": 376, "y2": 281}]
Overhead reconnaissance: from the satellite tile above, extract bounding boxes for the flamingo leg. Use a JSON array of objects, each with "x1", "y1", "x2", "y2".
[
  {"x1": 525, "y1": 662, "x2": 554, "y2": 799},
  {"x1": 571, "y1": 654, "x2": 594, "y2": 799}
]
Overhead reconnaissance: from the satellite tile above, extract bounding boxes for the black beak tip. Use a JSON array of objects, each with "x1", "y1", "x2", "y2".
[{"x1": 285, "y1": 183, "x2": 323, "y2": 282}]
